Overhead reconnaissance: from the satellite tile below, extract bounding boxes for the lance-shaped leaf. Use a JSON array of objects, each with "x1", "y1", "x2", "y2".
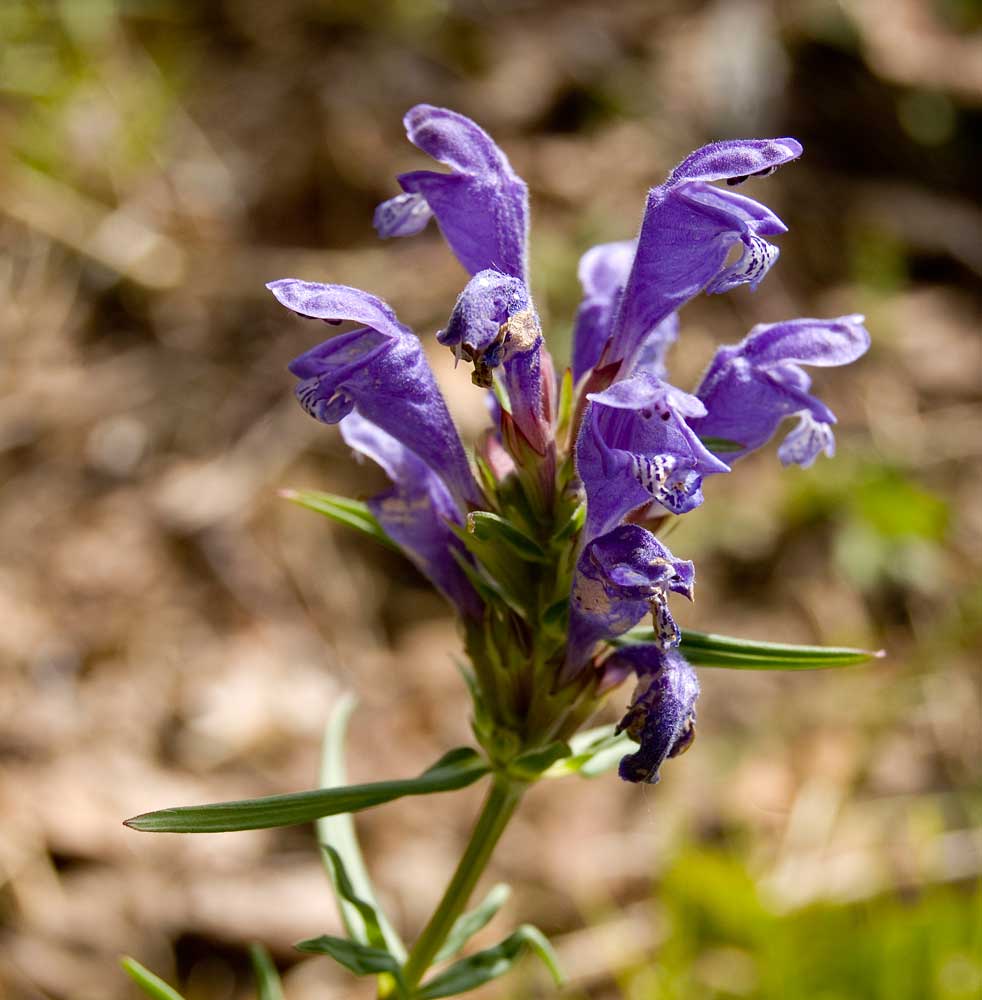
[
  {"x1": 295, "y1": 935, "x2": 403, "y2": 980},
  {"x1": 318, "y1": 696, "x2": 406, "y2": 960},
  {"x1": 434, "y1": 883, "x2": 512, "y2": 963},
  {"x1": 124, "y1": 747, "x2": 490, "y2": 833},
  {"x1": 280, "y1": 489, "x2": 398, "y2": 550},
  {"x1": 615, "y1": 627, "x2": 883, "y2": 669},
  {"x1": 249, "y1": 945, "x2": 284, "y2": 1000},
  {"x1": 416, "y1": 924, "x2": 564, "y2": 999},
  {"x1": 120, "y1": 958, "x2": 186, "y2": 1000}
]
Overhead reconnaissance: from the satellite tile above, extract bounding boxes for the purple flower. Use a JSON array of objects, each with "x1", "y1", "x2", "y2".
[
  {"x1": 340, "y1": 414, "x2": 482, "y2": 619},
  {"x1": 267, "y1": 279, "x2": 482, "y2": 510},
  {"x1": 374, "y1": 105, "x2": 529, "y2": 282},
  {"x1": 690, "y1": 315, "x2": 871, "y2": 467},
  {"x1": 603, "y1": 646, "x2": 699, "y2": 784},
  {"x1": 440, "y1": 270, "x2": 550, "y2": 453},
  {"x1": 580, "y1": 138, "x2": 802, "y2": 379},
  {"x1": 565, "y1": 524, "x2": 694, "y2": 676},
  {"x1": 570, "y1": 240, "x2": 635, "y2": 382},
  {"x1": 576, "y1": 374, "x2": 730, "y2": 541}
]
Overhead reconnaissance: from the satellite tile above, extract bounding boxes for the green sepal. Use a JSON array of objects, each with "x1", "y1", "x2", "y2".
[
  {"x1": 295, "y1": 935, "x2": 404, "y2": 983},
  {"x1": 124, "y1": 747, "x2": 490, "y2": 833},
  {"x1": 449, "y1": 521, "x2": 537, "y2": 611},
  {"x1": 120, "y1": 958, "x2": 187, "y2": 1000},
  {"x1": 281, "y1": 489, "x2": 398, "y2": 550},
  {"x1": 415, "y1": 924, "x2": 564, "y2": 999},
  {"x1": 249, "y1": 944, "x2": 284, "y2": 1000},
  {"x1": 551, "y1": 499, "x2": 585, "y2": 545},
  {"x1": 614, "y1": 628, "x2": 883, "y2": 670},
  {"x1": 434, "y1": 883, "x2": 512, "y2": 963},
  {"x1": 697, "y1": 435, "x2": 746, "y2": 454},
  {"x1": 507, "y1": 741, "x2": 572, "y2": 780},
  {"x1": 545, "y1": 724, "x2": 634, "y2": 778},
  {"x1": 318, "y1": 696, "x2": 406, "y2": 960},
  {"x1": 466, "y1": 511, "x2": 549, "y2": 563},
  {"x1": 555, "y1": 367, "x2": 575, "y2": 442}
]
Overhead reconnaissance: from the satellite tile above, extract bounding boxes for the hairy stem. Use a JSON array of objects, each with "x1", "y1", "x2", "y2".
[{"x1": 401, "y1": 775, "x2": 524, "y2": 990}]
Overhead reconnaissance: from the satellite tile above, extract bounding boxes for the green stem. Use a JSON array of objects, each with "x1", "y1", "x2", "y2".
[{"x1": 401, "y1": 775, "x2": 524, "y2": 991}]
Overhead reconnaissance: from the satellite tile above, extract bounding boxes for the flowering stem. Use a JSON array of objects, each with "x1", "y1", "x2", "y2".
[{"x1": 401, "y1": 774, "x2": 524, "y2": 990}]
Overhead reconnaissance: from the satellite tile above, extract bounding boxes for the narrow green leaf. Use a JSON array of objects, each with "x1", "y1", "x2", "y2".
[
  {"x1": 616, "y1": 627, "x2": 883, "y2": 670},
  {"x1": 322, "y1": 846, "x2": 388, "y2": 951},
  {"x1": 318, "y1": 696, "x2": 406, "y2": 960},
  {"x1": 249, "y1": 944, "x2": 284, "y2": 1000},
  {"x1": 280, "y1": 489, "x2": 398, "y2": 551},
  {"x1": 120, "y1": 958, "x2": 186, "y2": 1000},
  {"x1": 698, "y1": 435, "x2": 746, "y2": 454},
  {"x1": 295, "y1": 934, "x2": 401, "y2": 977},
  {"x1": 124, "y1": 747, "x2": 490, "y2": 833},
  {"x1": 416, "y1": 924, "x2": 564, "y2": 999},
  {"x1": 434, "y1": 884, "x2": 512, "y2": 963}
]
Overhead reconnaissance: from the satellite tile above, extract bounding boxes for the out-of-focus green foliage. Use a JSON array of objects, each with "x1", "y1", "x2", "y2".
[{"x1": 628, "y1": 849, "x2": 982, "y2": 1000}]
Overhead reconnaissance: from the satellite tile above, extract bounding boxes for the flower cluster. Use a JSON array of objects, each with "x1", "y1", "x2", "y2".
[{"x1": 269, "y1": 106, "x2": 869, "y2": 784}]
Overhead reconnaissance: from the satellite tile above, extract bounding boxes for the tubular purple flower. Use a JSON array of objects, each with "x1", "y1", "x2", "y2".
[
  {"x1": 374, "y1": 105, "x2": 529, "y2": 282},
  {"x1": 689, "y1": 315, "x2": 871, "y2": 467},
  {"x1": 339, "y1": 414, "x2": 483, "y2": 619},
  {"x1": 571, "y1": 240, "x2": 635, "y2": 382},
  {"x1": 267, "y1": 279, "x2": 483, "y2": 510},
  {"x1": 576, "y1": 373, "x2": 730, "y2": 541},
  {"x1": 440, "y1": 270, "x2": 550, "y2": 453},
  {"x1": 565, "y1": 524, "x2": 694, "y2": 677},
  {"x1": 603, "y1": 646, "x2": 699, "y2": 784},
  {"x1": 605, "y1": 137, "x2": 802, "y2": 376}
]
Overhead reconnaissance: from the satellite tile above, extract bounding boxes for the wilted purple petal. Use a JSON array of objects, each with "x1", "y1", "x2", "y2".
[
  {"x1": 440, "y1": 269, "x2": 550, "y2": 453},
  {"x1": 606, "y1": 137, "x2": 802, "y2": 373},
  {"x1": 565, "y1": 524, "x2": 694, "y2": 676},
  {"x1": 690, "y1": 315, "x2": 870, "y2": 465},
  {"x1": 576, "y1": 373, "x2": 730, "y2": 541},
  {"x1": 603, "y1": 646, "x2": 699, "y2": 784},
  {"x1": 375, "y1": 105, "x2": 529, "y2": 281},
  {"x1": 268, "y1": 279, "x2": 483, "y2": 509},
  {"x1": 339, "y1": 414, "x2": 482, "y2": 618}
]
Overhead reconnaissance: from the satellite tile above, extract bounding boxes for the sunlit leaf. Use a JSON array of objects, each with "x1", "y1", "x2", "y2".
[
  {"x1": 416, "y1": 924, "x2": 564, "y2": 999},
  {"x1": 280, "y1": 489, "x2": 398, "y2": 550},
  {"x1": 615, "y1": 627, "x2": 882, "y2": 670},
  {"x1": 125, "y1": 747, "x2": 490, "y2": 833},
  {"x1": 508, "y1": 741, "x2": 572, "y2": 779},
  {"x1": 545, "y1": 724, "x2": 633, "y2": 778},
  {"x1": 120, "y1": 958, "x2": 186, "y2": 1000}
]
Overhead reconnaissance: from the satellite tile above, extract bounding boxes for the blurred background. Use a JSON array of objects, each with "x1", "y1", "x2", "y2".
[{"x1": 1, "y1": 1, "x2": 980, "y2": 998}]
